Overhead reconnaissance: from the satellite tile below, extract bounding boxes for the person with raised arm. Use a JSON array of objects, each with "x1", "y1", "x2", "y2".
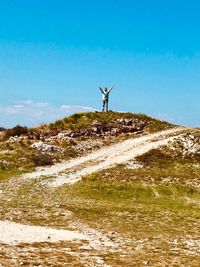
[{"x1": 99, "y1": 86, "x2": 113, "y2": 112}]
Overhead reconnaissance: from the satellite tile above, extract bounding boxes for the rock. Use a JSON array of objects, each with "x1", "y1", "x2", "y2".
[
  {"x1": 126, "y1": 161, "x2": 143, "y2": 169},
  {"x1": 28, "y1": 117, "x2": 146, "y2": 142},
  {"x1": 111, "y1": 128, "x2": 119, "y2": 135},
  {"x1": 168, "y1": 134, "x2": 200, "y2": 156},
  {"x1": 28, "y1": 132, "x2": 41, "y2": 140},
  {"x1": 74, "y1": 139, "x2": 103, "y2": 152},
  {"x1": 0, "y1": 159, "x2": 9, "y2": 167},
  {"x1": 57, "y1": 132, "x2": 71, "y2": 140},
  {"x1": 124, "y1": 118, "x2": 133, "y2": 126},
  {"x1": 31, "y1": 141, "x2": 63, "y2": 153},
  {"x1": 7, "y1": 135, "x2": 24, "y2": 143}
]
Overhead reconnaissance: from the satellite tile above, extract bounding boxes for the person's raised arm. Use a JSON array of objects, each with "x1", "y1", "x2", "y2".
[
  {"x1": 99, "y1": 86, "x2": 105, "y2": 94},
  {"x1": 108, "y1": 87, "x2": 113, "y2": 93}
]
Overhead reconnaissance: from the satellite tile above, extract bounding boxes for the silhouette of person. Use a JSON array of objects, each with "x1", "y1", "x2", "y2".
[{"x1": 99, "y1": 86, "x2": 113, "y2": 112}]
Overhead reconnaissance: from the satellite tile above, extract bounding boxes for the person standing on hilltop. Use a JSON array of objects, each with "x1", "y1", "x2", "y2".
[{"x1": 99, "y1": 86, "x2": 113, "y2": 112}]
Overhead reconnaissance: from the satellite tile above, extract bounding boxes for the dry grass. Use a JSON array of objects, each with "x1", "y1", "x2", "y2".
[
  {"x1": 0, "y1": 161, "x2": 199, "y2": 266},
  {"x1": 0, "y1": 111, "x2": 174, "y2": 182},
  {"x1": 1, "y1": 123, "x2": 200, "y2": 266},
  {"x1": 43, "y1": 111, "x2": 173, "y2": 132}
]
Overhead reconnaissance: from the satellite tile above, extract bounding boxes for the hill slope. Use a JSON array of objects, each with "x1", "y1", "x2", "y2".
[
  {"x1": 0, "y1": 112, "x2": 200, "y2": 266},
  {"x1": 0, "y1": 111, "x2": 173, "y2": 180}
]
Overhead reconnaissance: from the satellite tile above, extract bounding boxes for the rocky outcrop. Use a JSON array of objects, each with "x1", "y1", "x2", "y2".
[
  {"x1": 26, "y1": 118, "x2": 146, "y2": 141},
  {"x1": 7, "y1": 136, "x2": 24, "y2": 143},
  {"x1": 58, "y1": 118, "x2": 145, "y2": 139},
  {"x1": 73, "y1": 139, "x2": 103, "y2": 153},
  {"x1": 168, "y1": 134, "x2": 200, "y2": 156},
  {"x1": 31, "y1": 141, "x2": 63, "y2": 153}
]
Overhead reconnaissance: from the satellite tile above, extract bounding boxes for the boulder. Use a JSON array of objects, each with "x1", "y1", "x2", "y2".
[
  {"x1": 31, "y1": 141, "x2": 63, "y2": 153},
  {"x1": 7, "y1": 136, "x2": 24, "y2": 143}
]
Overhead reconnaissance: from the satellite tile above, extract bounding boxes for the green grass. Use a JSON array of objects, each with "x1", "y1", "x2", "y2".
[
  {"x1": 0, "y1": 138, "x2": 80, "y2": 180},
  {"x1": 40, "y1": 111, "x2": 173, "y2": 132},
  {"x1": 3, "y1": 173, "x2": 199, "y2": 228},
  {"x1": 1, "y1": 154, "x2": 199, "y2": 266},
  {"x1": 1, "y1": 119, "x2": 199, "y2": 266}
]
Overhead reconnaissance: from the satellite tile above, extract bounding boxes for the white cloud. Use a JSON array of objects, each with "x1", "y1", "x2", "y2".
[
  {"x1": 0, "y1": 100, "x2": 97, "y2": 127},
  {"x1": 5, "y1": 107, "x2": 20, "y2": 114},
  {"x1": 16, "y1": 100, "x2": 33, "y2": 105},
  {"x1": 60, "y1": 105, "x2": 96, "y2": 112},
  {"x1": 34, "y1": 102, "x2": 49, "y2": 108},
  {"x1": 12, "y1": 105, "x2": 24, "y2": 108}
]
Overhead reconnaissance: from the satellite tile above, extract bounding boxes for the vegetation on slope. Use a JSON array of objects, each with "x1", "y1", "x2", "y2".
[
  {"x1": 0, "y1": 115, "x2": 199, "y2": 266},
  {"x1": 0, "y1": 111, "x2": 174, "y2": 180},
  {"x1": 1, "y1": 150, "x2": 199, "y2": 265},
  {"x1": 41, "y1": 111, "x2": 173, "y2": 132}
]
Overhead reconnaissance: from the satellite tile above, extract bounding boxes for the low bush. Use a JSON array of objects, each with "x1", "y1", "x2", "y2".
[
  {"x1": 30, "y1": 152, "x2": 53, "y2": 166},
  {"x1": 5, "y1": 125, "x2": 29, "y2": 139},
  {"x1": 136, "y1": 149, "x2": 173, "y2": 166}
]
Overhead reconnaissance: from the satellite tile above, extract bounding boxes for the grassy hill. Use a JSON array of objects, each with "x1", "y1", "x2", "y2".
[
  {"x1": 0, "y1": 111, "x2": 174, "y2": 181},
  {"x1": 39, "y1": 111, "x2": 173, "y2": 132}
]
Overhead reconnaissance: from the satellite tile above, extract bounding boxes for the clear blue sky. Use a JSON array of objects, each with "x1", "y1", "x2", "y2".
[{"x1": 0, "y1": 0, "x2": 200, "y2": 127}]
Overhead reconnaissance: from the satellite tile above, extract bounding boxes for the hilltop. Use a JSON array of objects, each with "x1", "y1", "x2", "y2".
[
  {"x1": 42, "y1": 111, "x2": 173, "y2": 132},
  {"x1": 0, "y1": 112, "x2": 200, "y2": 266}
]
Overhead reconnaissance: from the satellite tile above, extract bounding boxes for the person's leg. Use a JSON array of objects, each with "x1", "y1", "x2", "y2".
[
  {"x1": 102, "y1": 100, "x2": 105, "y2": 112},
  {"x1": 106, "y1": 100, "x2": 108, "y2": 112}
]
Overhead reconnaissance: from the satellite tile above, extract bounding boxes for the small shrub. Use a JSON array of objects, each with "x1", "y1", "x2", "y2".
[
  {"x1": 5, "y1": 125, "x2": 29, "y2": 139},
  {"x1": 0, "y1": 127, "x2": 6, "y2": 132},
  {"x1": 30, "y1": 152, "x2": 53, "y2": 166},
  {"x1": 64, "y1": 148, "x2": 78, "y2": 158},
  {"x1": 136, "y1": 149, "x2": 173, "y2": 166},
  {"x1": 54, "y1": 120, "x2": 65, "y2": 129},
  {"x1": 0, "y1": 163, "x2": 6, "y2": 170}
]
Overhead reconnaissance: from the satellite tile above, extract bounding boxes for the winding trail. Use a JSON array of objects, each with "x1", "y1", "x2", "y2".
[
  {"x1": 0, "y1": 221, "x2": 85, "y2": 244},
  {"x1": 23, "y1": 127, "x2": 184, "y2": 187}
]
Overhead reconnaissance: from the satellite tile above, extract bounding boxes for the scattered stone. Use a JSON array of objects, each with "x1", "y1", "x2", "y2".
[
  {"x1": 28, "y1": 132, "x2": 41, "y2": 140},
  {"x1": 7, "y1": 136, "x2": 24, "y2": 143},
  {"x1": 57, "y1": 132, "x2": 72, "y2": 140},
  {"x1": 74, "y1": 139, "x2": 103, "y2": 153},
  {"x1": 168, "y1": 133, "x2": 200, "y2": 156},
  {"x1": 63, "y1": 118, "x2": 146, "y2": 138},
  {"x1": 26, "y1": 118, "x2": 146, "y2": 141},
  {"x1": 31, "y1": 141, "x2": 63, "y2": 153},
  {"x1": 126, "y1": 161, "x2": 144, "y2": 169},
  {"x1": 0, "y1": 159, "x2": 9, "y2": 167}
]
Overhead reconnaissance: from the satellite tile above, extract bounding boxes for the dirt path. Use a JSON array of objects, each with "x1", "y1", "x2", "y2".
[
  {"x1": 0, "y1": 221, "x2": 86, "y2": 244},
  {"x1": 0, "y1": 220, "x2": 116, "y2": 266},
  {"x1": 22, "y1": 127, "x2": 184, "y2": 187},
  {"x1": 1, "y1": 127, "x2": 191, "y2": 266},
  {"x1": 0, "y1": 220, "x2": 116, "y2": 250}
]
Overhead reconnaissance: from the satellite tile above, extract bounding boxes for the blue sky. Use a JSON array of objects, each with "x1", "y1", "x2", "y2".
[{"x1": 0, "y1": 0, "x2": 200, "y2": 127}]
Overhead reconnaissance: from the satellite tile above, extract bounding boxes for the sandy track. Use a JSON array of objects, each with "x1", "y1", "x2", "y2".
[
  {"x1": 23, "y1": 128, "x2": 183, "y2": 187},
  {"x1": 0, "y1": 220, "x2": 115, "y2": 248},
  {"x1": 0, "y1": 221, "x2": 86, "y2": 244},
  {"x1": 0, "y1": 221, "x2": 114, "y2": 266},
  {"x1": 21, "y1": 128, "x2": 184, "y2": 187}
]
